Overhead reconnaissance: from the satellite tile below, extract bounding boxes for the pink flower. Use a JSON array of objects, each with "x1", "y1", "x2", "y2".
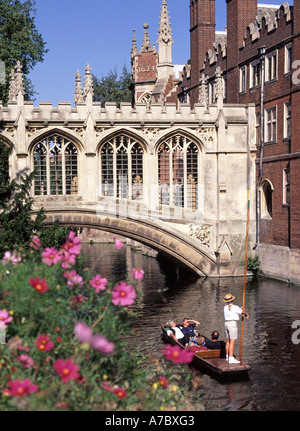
[
  {"x1": 36, "y1": 334, "x2": 54, "y2": 352},
  {"x1": 41, "y1": 247, "x2": 61, "y2": 266},
  {"x1": 74, "y1": 322, "x2": 93, "y2": 344},
  {"x1": 0, "y1": 310, "x2": 13, "y2": 328},
  {"x1": 62, "y1": 231, "x2": 82, "y2": 255},
  {"x1": 30, "y1": 235, "x2": 41, "y2": 250},
  {"x1": 69, "y1": 294, "x2": 88, "y2": 305},
  {"x1": 90, "y1": 274, "x2": 108, "y2": 292},
  {"x1": 161, "y1": 344, "x2": 194, "y2": 364},
  {"x1": 102, "y1": 382, "x2": 127, "y2": 399},
  {"x1": 111, "y1": 281, "x2": 136, "y2": 307},
  {"x1": 74, "y1": 322, "x2": 115, "y2": 354},
  {"x1": 131, "y1": 267, "x2": 144, "y2": 281},
  {"x1": 67, "y1": 273, "x2": 84, "y2": 288},
  {"x1": 63, "y1": 270, "x2": 77, "y2": 281},
  {"x1": 17, "y1": 354, "x2": 35, "y2": 369},
  {"x1": 2, "y1": 379, "x2": 38, "y2": 397},
  {"x1": 90, "y1": 334, "x2": 115, "y2": 354},
  {"x1": 29, "y1": 276, "x2": 49, "y2": 293},
  {"x1": 113, "y1": 236, "x2": 124, "y2": 250},
  {"x1": 53, "y1": 359, "x2": 80, "y2": 382},
  {"x1": 59, "y1": 250, "x2": 76, "y2": 269},
  {"x1": 1, "y1": 251, "x2": 21, "y2": 266},
  {"x1": 113, "y1": 387, "x2": 127, "y2": 399}
]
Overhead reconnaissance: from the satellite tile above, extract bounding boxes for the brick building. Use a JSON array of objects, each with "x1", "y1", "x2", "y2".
[
  {"x1": 130, "y1": 0, "x2": 182, "y2": 106},
  {"x1": 178, "y1": 0, "x2": 300, "y2": 283}
]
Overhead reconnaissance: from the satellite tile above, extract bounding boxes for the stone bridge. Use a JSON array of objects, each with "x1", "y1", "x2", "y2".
[{"x1": 39, "y1": 207, "x2": 218, "y2": 277}]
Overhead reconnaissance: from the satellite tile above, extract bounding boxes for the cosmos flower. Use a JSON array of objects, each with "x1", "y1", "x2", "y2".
[
  {"x1": 62, "y1": 231, "x2": 82, "y2": 255},
  {"x1": 131, "y1": 267, "x2": 144, "y2": 281},
  {"x1": 29, "y1": 235, "x2": 41, "y2": 250},
  {"x1": 1, "y1": 251, "x2": 21, "y2": 266},
  {"x1": 28, "y1": 276, "x2": 49, "y2": 293},
  {"x1": 2, "y1": 379, "x2": 38, "y2": 397},
  {"x1": 0, "y1": 310, "x2": 13, "y2": 328},
  {"x1": 113, "y1": 236, "x2": 124, "y2": 250},
  {"x1": 111, "y1": 281, "x2": 136, "y2": 307},
  {"x1": 74, "y1": 322, "x2": 115, "y2": 354},
  {"x1": 89, "y1": 274, "x2": 108, "y2": 292},
  {"x1": 53, "y1": 359, "x2": 80, "y2": 382},
  {"x1": 41, "y1": 247, "x2": 61, "y2": 266},
  {"x1": 161, "y1": 344, "x2": 194, "y2": 364},
  {"x1": 17, "y1": 354, "x2": 35, "y2": 369},
  {"x1": 35, "y1": 334, "x2": 54, "y2": 352}
]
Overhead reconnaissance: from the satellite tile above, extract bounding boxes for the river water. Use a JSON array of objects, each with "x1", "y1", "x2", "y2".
[{"x1": 82, "y1": 242, "x2": 300, "y2": 411}]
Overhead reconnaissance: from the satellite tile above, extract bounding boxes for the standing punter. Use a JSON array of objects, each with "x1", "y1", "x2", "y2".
[{"x1": 223, "y1": 294, "x2": 249, "y2": 364}]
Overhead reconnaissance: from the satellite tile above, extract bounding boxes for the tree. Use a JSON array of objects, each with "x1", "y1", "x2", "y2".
[
  {"x1": 0, "y1": 0, "x2": 48, "y2": 104},
  {"x1": 93, "y1": 64, "x2": 132, "y2": 107}
]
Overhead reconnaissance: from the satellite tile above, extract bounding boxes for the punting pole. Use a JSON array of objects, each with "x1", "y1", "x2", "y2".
[{"x1": 239, "y1": 189, "x2": 250, "y2": 362}]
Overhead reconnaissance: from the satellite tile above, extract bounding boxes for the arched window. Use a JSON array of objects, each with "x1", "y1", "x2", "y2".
[
  {"x1": 158, "y1": 134, "x2": 199, "y2": 209},
  {"x1": 261, "y1": 180, "x2": 273, "y2": 218},
  {"x1": 100, "y1": 134, "x2": 144, "y2": 200},
  {"x1": 33, "y1": 135, "x2": 78, "y2": 196}
]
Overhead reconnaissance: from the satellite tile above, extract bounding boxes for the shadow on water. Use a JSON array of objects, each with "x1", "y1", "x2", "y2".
[{"x1": 82, "y1": 243, "x2": 300, "y2": 411}]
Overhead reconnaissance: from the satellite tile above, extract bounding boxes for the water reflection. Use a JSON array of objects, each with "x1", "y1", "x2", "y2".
[{"x1": 82, "y1": 243, "x2": 300, "y2": 411}]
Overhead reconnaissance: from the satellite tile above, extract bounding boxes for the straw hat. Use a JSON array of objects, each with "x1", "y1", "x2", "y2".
[{"x1": 224, "y1": 293, "x2": 235, "y2": 302}]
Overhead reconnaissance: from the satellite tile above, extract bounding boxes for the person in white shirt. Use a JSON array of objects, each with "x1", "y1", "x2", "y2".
[
  {"x1": 223, "y1": 294, "x2": 249, "y2": 364},
  {"x1": 166, "y1": 320, "x2": 188, "y2": 345}
]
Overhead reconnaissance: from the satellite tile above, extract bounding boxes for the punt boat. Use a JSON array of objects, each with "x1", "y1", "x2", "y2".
[{"x1": 161, "y1": 324, "x2": 251, "y2": 380}]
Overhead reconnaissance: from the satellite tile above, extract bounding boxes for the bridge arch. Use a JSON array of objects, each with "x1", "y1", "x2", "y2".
[{"x1": 41, "y1": 209, "x2": 218, "y2": 277}]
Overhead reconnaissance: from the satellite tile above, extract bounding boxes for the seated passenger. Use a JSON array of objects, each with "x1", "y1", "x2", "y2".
[
  {"x1": 188, "y1": 336, "x2": 207, "y2": 352},
  {"x1": 166, "y1": 320, "x2": 189, "y2": 345},
  {"x1": 203, "y1": 330, "x2": 223, "y2": 350}
]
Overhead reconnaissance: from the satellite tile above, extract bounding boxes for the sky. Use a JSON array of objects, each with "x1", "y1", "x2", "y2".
[{"x1": 28, "y1": 0, "x2": 292, "y2": 106}]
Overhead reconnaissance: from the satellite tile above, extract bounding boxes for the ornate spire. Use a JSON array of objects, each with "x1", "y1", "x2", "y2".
[
  {"x1": 215, "y1": 66, "x2": 224, "y2": 108},
  {"x1": 8, "y1": 68, "x2": 16, "y2": 102},
  {"x1": 156, "y1": 0, "x2": 173, "y2": 78},
  {"x1": 14, "y1": 61, "x2": 25, "y2": 96},
  {"x1": 131, "y1": 29, "x2": 139, "y2": 58},
  {"x1": 83, "y1": 63, "x2": 94, "y2": 101},
  {"x1": 157, "y1": 0, "x2": 173, "y2": 47},
  {"x1": 74, "y1": 70, "x2": 84, "y2": 104},
  {"x1": 141, "y1": 23, "x2": 152, "y2": 52},
  {"x1": 198, "y1": 73, "x2": 208, "y2": 107}
]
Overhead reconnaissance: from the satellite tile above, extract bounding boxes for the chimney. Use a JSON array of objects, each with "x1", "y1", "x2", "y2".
[
  {"x1": 226, "y1": 0, "x2": 257, "y2": 103},
  {"x1": 190, "y1": 0, "x2": 215, "y2": 106},
  {"x1": 226, "y1": 0, "x2": 257, "y2": 69}
]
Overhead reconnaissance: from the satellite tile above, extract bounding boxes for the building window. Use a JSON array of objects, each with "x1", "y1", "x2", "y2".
[
  {"x1": 250, "y1": 60, "x2": 261, "y2": 88},
  {"x1": 33, "y1": 135, "x2": 78, "y2": 196},
  {"x1": 265, "y1": 51, "x2": 277, "y2": 82},
  {"x1": 265, "y1": 107, "x2": 277, "y2": 143},
  {"x1": 158, "y1": 134, "x2": 199, "y2": 209},
  {"x1": 100, "y1": 134, "x2": 144, "y2": 200},
  {"x1": 284, "y1": 102, "x2": 291, "y2": 139},
  {"x1": 256, "y1": 111, "x2": 261, "y2": 145},
  {"x1": 240, "y1": 66, "x2": 246, "y2": 93},
  {"x1": 261, "y1": 180, "x2": 273, "y2": 218},
  {"x1": 283, "y1": 167, "x2": 290, "y2": 206},
  {"x1": 209, "y1": 80, "x2": 216, "y2": 104},
  {"x1": 285, "y1": 43, "x2": 293, "y2": 75}
]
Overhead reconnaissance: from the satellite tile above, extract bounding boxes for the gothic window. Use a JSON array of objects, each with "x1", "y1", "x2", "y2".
[
  {"x1": 33, "y1": 135, "x2": 78, "y2": 196},
  {"x1": 158, "y1": 134, "x2": 199, "y2": 209},
  {"x1": 100, "y1": 134, "x2": 144, "y2": 200},
  {"x1": 261, "y1": 180, "x2": 273, "y2": 218}
]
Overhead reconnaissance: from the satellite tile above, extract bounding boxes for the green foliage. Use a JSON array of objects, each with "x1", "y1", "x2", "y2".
[
  {"x1": 247, "y1": 255, "x2": 260, "y2": 272},
  {"x1": 0, "y1": 0, "x2": 48, "y2": 103},
  {"x1": 0, "y1": 143, "x2": 46, "y2": 254},
  {"x1": 0, "y1": 139, "x2": 69, "y2": 255},
  {"x1": 93, "y1": 64, "x2": 132, "y2": 107},
  {"x1": 0, "y1": 244, "x2": 205, "y2": 411}
]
